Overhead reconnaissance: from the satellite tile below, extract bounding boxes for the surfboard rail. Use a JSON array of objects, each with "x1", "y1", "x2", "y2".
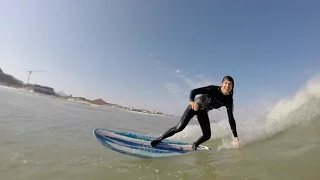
[{"x1": 93, "y1": 128, "x2": 213, "y2": 159}]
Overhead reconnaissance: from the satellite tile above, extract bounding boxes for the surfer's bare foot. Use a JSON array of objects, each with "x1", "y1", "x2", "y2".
[{"x1": 151, "y1": 140, "x2": 161, "y2": 147}]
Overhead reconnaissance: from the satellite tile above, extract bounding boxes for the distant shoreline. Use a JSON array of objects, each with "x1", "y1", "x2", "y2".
[
  {"x1": 0, "y1": 69, "x2": 173, "y2": 117},
  {"x1": 0, "y1": 84, "x2": 173, "y2": 117},
  {"x1": 112, "y1": 106, "x2": 172, "y2": 117},
  {"x1": 62, "y1": 96, "x2": 173, "y2": 117}
]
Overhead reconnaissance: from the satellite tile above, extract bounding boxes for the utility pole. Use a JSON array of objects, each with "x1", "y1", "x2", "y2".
[{"x1": 26, "y1": 70, "x2": 45, "y2": 85}]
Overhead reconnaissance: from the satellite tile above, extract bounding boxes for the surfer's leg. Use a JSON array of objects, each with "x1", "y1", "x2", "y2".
[
  {"x1": 151, "y1": 106, "x2": 196, "y2": 147},
  {"x1": 193, "y1": 112, "x2": 211, "y2": 150}
]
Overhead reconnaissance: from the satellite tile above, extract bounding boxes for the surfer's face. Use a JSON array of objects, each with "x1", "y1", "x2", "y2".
[{"x1": 221, "y1": 79, "x2": 233, "y2": 95}]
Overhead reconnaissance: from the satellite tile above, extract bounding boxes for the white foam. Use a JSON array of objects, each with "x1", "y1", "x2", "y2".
[{"x1": 263, "y1": 74, "x2": 320, "y2": 136}]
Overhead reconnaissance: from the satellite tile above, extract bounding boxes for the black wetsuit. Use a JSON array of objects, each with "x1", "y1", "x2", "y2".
[{"x1": 151, "y1": 85, "x2": 238, "y2": 150}]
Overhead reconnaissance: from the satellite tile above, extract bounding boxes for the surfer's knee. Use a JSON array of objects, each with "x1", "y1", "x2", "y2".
[{"x1": 175, "y1": 125, "x2": 185, "y2": 133}]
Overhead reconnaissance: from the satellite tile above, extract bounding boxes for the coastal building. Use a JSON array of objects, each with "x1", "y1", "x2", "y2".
[
  {"x1": 153, "y1": 111, "x2": 163, "y2": 115},
  {"x1": 33, "y1": 84, "x2": 55, "y2": 95},
  {"x1": 91, "y1": 98, "x2": 107, "y2": 105}
]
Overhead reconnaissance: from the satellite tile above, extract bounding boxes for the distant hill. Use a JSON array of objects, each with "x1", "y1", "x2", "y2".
[{"x1": 0, "y1": 68, "x2": 24, "y2": 88}]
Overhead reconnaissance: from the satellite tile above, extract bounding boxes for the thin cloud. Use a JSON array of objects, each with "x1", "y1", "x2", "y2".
[
  {"x1": 152, "y1": 61, "x2": 222, "y2": 115},
  {"x1": 184, "y1": 75, "x2": 216, "y2": 89},
  {"x1": 157, "y1": 66, "x2": 169, "y2": 72},
  {"x1": 164, "y1": 82, "x2": 181, "y2": 94},
  {"x1": 148, "y1": 52, "x2": 153, "y2": 56},
  {"x1": 155, "y1": 62, "x2": 216, "y2": 94},
  {"x1": 196, "y1": 74, "x2": 205, "y2": 79}
]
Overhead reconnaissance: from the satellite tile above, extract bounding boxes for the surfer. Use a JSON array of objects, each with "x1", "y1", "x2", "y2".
[{"x1": 151, "y1": 76, "x2": 239, "y2": 150}]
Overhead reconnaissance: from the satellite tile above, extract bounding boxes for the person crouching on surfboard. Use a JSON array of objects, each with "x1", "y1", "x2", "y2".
[{"x1": 151, "y1": 76, "x2": 240, "y2": 150}]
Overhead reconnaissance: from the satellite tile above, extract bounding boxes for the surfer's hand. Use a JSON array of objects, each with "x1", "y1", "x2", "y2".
[
  {"x1": 189, "y1": 101, "x2": 199, "y2": 111},
  {"x1": 233, "y1": 137, "x2": 240, "y2": 148},
  {"x1": 234, "y1": 137, "x2": 239, "y2": 142}
]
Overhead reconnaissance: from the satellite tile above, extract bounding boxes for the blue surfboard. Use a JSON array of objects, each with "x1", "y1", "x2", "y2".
[{"x1": 93, "y1": 128, "x2": 213, "y2": 159}]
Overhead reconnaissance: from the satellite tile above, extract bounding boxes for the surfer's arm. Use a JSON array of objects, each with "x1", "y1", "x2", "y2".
[
  {"x1": 226, "y1": 104, "x2": 238, "y2": 138},
  {"x1": 189, "y1": 85, "x2": 216, "y2": 101}
]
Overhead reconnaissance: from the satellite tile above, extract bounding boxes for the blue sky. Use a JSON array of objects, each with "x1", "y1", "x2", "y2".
[{"x1": 0, "y1": 0, "x2": 319, "y2": 115}]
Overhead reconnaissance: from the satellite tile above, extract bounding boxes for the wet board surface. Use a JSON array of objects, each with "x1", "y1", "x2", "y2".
[{"x1": 93, "y1": 128, "x2": 214, "y2": 159}]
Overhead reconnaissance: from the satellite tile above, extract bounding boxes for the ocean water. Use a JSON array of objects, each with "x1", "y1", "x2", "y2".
[{"x1": 0, "y1": 75, "x2": 319, "y2": 180}]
